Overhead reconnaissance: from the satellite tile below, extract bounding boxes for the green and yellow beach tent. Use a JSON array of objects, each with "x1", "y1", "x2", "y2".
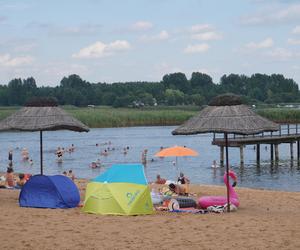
[{"x1": 82, "y1": 164, "x2": 153, "y2": 215}]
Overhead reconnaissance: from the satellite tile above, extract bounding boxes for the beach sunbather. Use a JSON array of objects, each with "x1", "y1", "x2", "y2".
[{"x1": 168, "y1": 183, "x2": 188, "y2": 196}]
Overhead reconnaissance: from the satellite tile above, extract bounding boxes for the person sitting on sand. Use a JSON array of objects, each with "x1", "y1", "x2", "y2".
[
  {"x1": 155, "y1": 174, "x2": 166, "y2": 184},
  {"x1": 68, "y1": 170, "x2": 75, "y2": 181},
  {"x1": 168, "y1": 183, "x2": 188, "y2": 196},
  {"x1": 62, "y1": 171, "x2": 67, "y2": 176},
  {"x1": 5, "y1": 167, "x2": 15, "y2": 188},
  {"x1": 16, "y1": 173, "x2": 26, "y2": 189},
  {"x1": 177, "y1": 172, "x2": 190, "y2": 185}
]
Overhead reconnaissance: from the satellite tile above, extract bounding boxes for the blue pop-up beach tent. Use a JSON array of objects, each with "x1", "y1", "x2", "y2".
[{"x1": 19, "y1": 175, "x2": 80, "y2": 208}]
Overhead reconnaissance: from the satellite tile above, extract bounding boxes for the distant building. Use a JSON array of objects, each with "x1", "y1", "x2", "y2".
[{"x1": 132, "y1": 101, "x2": 145, "y2": 108}]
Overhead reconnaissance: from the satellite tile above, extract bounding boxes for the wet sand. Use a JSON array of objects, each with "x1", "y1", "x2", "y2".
[{"x1": 0, "y1": 180, "x2": 300, "y2": 250}]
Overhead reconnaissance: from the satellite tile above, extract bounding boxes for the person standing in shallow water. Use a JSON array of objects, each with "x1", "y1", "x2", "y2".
[
  {"x1": 56, "y1": 147, "x2": 64, "y2": 162},
  {"x1": 8, "y1": 149, "x2": 13, "y2": 166},
  {"x1": 141, "y1": 149, "x2": 148, "y2": 165}
]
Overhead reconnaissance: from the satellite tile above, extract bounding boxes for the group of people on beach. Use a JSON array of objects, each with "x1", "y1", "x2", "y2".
[
  {"x1": 154, "y1": 172, "x2": 191, "y2": 196},
  {"x1": 0, "y1": 166, "x2": 30, "y2": 189},
  {"x1": 62, "y1": 170, "x2": 75, "y2": 181}
]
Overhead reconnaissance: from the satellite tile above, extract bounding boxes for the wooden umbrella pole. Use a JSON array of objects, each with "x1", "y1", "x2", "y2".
[
  {"x1": 225, "y1": 133, "x2": 230, "y2": 212},
  {"x1": 40, "y1": 130, "x2": 43, "y2": 175}
]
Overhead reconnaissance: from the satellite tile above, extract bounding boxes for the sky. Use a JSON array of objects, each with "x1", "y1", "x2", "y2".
[{"x1": 1, "y1": 0, "x2": 300, "y2": 86}]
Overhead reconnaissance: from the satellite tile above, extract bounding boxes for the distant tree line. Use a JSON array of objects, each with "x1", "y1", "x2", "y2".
[{"x1": 0, "y1": 72, "x2": 299, "y2": 107}]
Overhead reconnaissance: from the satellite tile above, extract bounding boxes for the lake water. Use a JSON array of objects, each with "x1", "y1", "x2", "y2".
[{"x1": 1, "y1": 126, "x2": 300, "y2": 191}]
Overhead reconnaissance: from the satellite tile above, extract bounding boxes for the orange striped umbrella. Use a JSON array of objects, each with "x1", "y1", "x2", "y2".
[{"x1": 155, "y1": 146, "x2": 198, "y2": 157}]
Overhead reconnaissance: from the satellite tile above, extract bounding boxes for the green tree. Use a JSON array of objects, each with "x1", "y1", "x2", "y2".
[
  {"x1": 162, "y1": 73, "x2": 190, "y2": 93},
  {"x1": 165, "y1": 89, "x2": 184, "y2": 105}
]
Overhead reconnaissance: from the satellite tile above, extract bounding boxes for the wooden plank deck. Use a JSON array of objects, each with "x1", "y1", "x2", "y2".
[{"x1": 212, "y1": 134, "x2": 300, "y2": 147}]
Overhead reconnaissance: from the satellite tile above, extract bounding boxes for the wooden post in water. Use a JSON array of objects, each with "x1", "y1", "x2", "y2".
[
  {"x1": 240, "y1": 146, "x2": 244, "y2": 166},
  {"x1": 297, "y1": 140, "x2": 300, "y2": 162},
  {"x1": 270, "y1": 144, "x2": 274, "y2": 162},
  {"x1": 220, "y1": 146, "x2": 224, "y2": 167},
  {"x1": 275, "y1": 144, "x2": 279, "y2": 162},
  {"x1": 256, "y1": 144, "x2": 260, "y2": 164},
  {"x1": 290, "y1": 142, "x2": 294, "y2": 160}
]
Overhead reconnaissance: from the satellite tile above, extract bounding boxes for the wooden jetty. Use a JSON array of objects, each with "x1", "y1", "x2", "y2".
[{"x1": 212, "y1": 124, "x2": 300, "y2": 166}]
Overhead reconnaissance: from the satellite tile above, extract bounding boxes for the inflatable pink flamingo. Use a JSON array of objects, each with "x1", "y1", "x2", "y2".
[{"x1": 198, "y1": 170, "x2": 239, "y2": 209}]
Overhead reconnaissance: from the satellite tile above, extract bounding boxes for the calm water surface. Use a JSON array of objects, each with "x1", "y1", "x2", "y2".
[{"x1": 0, "y1": 126, "x2": 299, "y2": 191}]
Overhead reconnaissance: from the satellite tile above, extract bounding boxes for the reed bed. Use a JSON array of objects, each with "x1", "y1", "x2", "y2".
[
  {"x1": 65, "y1": 107, "x2": 196, "y2": 128},
  {"x1": 256, "y1": 108, "x2": 300, "y2": 123},
  {"x1": 1, "y1": 106, "x2": 300, "y2": 127}
]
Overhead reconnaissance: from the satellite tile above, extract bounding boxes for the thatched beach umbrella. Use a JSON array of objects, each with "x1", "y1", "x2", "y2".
[
  {"x1": 0, "y1": 98, "x2": 89, "y2": 175},
  {"x1": 172, "y1": 94, "x2": 279, "y2": 212}
]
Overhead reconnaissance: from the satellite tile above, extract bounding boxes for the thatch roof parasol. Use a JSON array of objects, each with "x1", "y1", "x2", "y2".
[
  {"x1": 173, "y1": 94, "x2": 279, "y2": 135},
  {"x1": 0, "y1": 99, "x2": 89, "y2": 132},
  {"x1": 172, "y1": 94, "x2": 280, "y2": 212},
  {"x1": 0, "y1": 97, "x2": 89, "y2": 174},
  {"x1": 0, "y1": 106, "x2": 89, "y2": 132}
]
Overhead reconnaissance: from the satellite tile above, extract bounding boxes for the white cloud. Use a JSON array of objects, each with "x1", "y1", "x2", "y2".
[
  {"x1": 191, "y1": 31, "x2": 222, "y2": 41},
  {"x1": 241, "y1": 4, "x2": 300, "y2": 25},
  {"x1": 288, "y1": 38, "x2": 300, "y2": 45},
  {"x1": 266, "y1": 48, "x2": 294, "y2": 60},
  {"x1": 0, "y1": 54, "x2": 34, "y2": 67},
  {"x1": 72, "y1": 40, "x2": 131, "y2": 59},
  {"x1": 140, "y1": 30, "x2": 169, "y2": 42},
  {"x1": 245, "y1": 37, "x2": 274, "y2": 49},
  {"x1": 131, "y1": 21, "x2": 153, "y2": 31},
  {"x1": 184, "y1": 43, "x2": 210, "y2": 54},
  {"x1": 188, "y1": 24, "x2": 222, "y2": 42},
  {"x1": 189, "y1": 24, "x2": 213, "y2": 33},
  {"x1": 292, "y1": 25, "x2": 300, "y2": 34}
]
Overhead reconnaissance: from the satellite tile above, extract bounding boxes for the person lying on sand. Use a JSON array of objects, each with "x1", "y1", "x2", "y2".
[{"x1": 168, "y1": 183, "x2": 188, "y2": 196}]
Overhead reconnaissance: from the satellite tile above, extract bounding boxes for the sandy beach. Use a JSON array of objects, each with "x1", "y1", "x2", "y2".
[{"x1": 0, "y1": 180, "x2": 300, "y2": 250}]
